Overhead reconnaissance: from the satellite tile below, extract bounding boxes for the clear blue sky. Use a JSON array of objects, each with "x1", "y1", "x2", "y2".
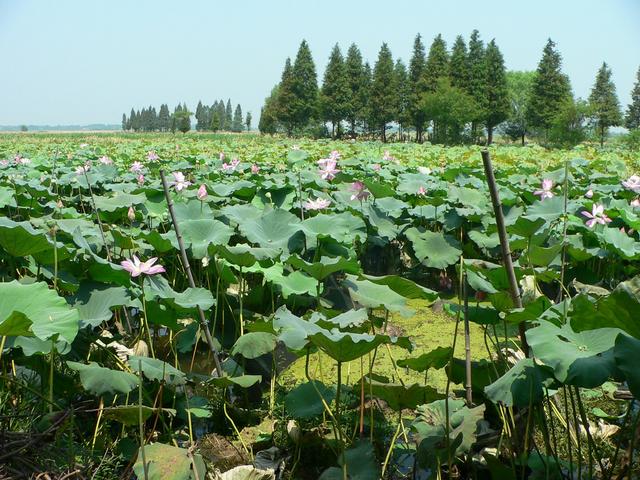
[{"x1": 1, "y1": 0, "x2": 639, "y2": 125}]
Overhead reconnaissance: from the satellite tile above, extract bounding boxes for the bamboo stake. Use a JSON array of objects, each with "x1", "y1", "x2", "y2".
[
  {"x1": 481, "y1": 150, "x2": 529, "y2": 355},
  {"x1": 463, "y1": 271, "x2": 473, "y2": 407},
  {"x1": 160, "y1": 170, "x2": 223, "y2": 377}
]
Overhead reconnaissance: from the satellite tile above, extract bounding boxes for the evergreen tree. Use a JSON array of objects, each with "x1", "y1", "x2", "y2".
[
  {"x1": 503, "y1": 71, "x2": 536, "y2": 145},
  {"x1": 291, "y1": 39, "x2": 319, "y2": 131},
  {"x1": 210, "y1": 109, "x2": 221, "y2": 131},
  {"x1": 526, "y1": 38, "x2": 572, "y2": 137},
  {"x1": 232, "y1": 104, "x2": 243, "y2": 132},
  {"x1": 589, "y1": 62, "x2": 622, "y2": 146},
  {"x1": 122, "y1": 113, "x2": 127, "y2": 131},
  {"x1": 217, "y1": 101, "x2": 226, "y2": 130},
  {"x1": 245, "y1": 111, "x2": 252, "y2": 131},
  {"x1": 409, "y1": 34, "x2": 427, "y2": 141},
  {"x1": 344, "y1": 43, "x2": 367, "y2": 136},
  {"x1": 276, "y1": 58, "x2": 297, "y2": 134},
  {"x1": 260, "y1": 86, "x2": 280, "y2": 134},
  {"x1": 159, "y1": 104, "x2": 170, "y2": 131},
  {"x1": 320, "y1": 43, "x2": 350, "y2": 137},
  {"x1": 423, "y1": 34, "x2": 449, "y2": 92},
  {"x1": 626, "y1": 66, "x2": 640, "y2": 129},
  {"x1": 394, "y1": 59, "x2": 411, "y2": 137},
  {"x1": 225, "y1": 99, "x2": 233, "y2": 130},
  {"x1": 484, "y1": 40, "x2": 510, "y2": 144},
  {"x1": 176, "y1": 104, "x2": 191, "y2": 134},
  {"x1": 449, "y1": 35, "x2": 469, "y2": 90},
  {"x1": 195, "y1": 101, "x2": 204, "y2": 130},
  {"x1": 369, "y1": 43, "x2": 396, "y2": 142},
  {"x1": 467, "y1": 30, "x2": 488, "y2": 141},
  {"x1": 423, "y1": 35, "x2": 450, "y2": 141},
  {"x1": 361, "y1": 62, "x2": 373, "y2": 134}
]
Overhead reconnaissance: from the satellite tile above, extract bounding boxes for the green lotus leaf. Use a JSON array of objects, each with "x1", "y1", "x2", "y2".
[
  {"x1": 343, "y1": 275, "x2": 414, "y2": 317},
  {"x1": 484, "y1": 358, "x2": 556, "y2": 407},
  {"x1": 285, "y1": 380, "x2": 335, "y2": 419},
  {"x1": 129, "y1": 355, "x2": 186, "y2": 386},
  {"x1": 397, "y1": 346, "x2": 452, "y2": 373},
  {"x1": 67, "y1": 361, "x2": 139, "y2": 395},
  {"x1": 133, "y1": 442, "x2": 206, "y2": 480},
  {"x1": 231, "y1": 332, "x2": 277, "y2": 359},
  {"x1": 405, "y1": 227, "x2": 462, "y2": 269},
  {"x1": 238, "y1": 209, "x2": 304, "y2": 253}
]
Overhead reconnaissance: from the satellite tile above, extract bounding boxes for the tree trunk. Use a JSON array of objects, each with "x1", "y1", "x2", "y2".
[
  {"x1": 600, "y1": 127, "x2": 604, "y2": 147},
  {"x1": 381, "y1": 123, "x2": 386, "y2": 143},
  {"x1": 332, "y1": 122, "x2": 335, "y2": 139},
  {"x1": 521, "y1": 132, "x2": 525, "y2": 146},
  {"x1": 487, "y1": 125, "x2": 494, "y2": 145}
]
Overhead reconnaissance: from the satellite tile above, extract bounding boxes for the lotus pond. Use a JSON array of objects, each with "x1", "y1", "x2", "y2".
[{"x1": 1, "y1": 133, "x2": 640, "y2": 479}]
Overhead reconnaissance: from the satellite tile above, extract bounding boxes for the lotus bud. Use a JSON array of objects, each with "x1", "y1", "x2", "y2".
[
  {"x1": 197, "y1": 184, "x2": 208, "y2": 201},
  {"x1": 128, "y1": 206, "x2": 135, "y2": 221}
]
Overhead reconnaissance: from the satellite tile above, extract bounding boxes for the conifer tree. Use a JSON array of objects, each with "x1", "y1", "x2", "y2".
[
  {"x1": 122, "y1": 113, "x2": 127, "y2": 131},
  {"x1": 232, "y1": 104, "x2": 243, "y2": 132},
  {"x1": 159, "y1": 104, "x2": 170, "y2": 132},
  {"x1": 195, "y1": 101, "x2": 204, "y2": 130},
  {"x1": 467, "y1": 30, "x2": 488, "y2": 141},
  {"x1": 217, "y1": 101, "x2": 226, "y2": 130},
  {"x1": 626, "y1": 66, "x2": 640, "y2": 130},
  {"x1": 484, "y1": 40, "x2": 510, "y2": 144},
  {"x1": 245, "y1": 111, "x2": 252, "y2": 131},
  {"x1": 361, "y1": 62, "x2": 373, "y2": 134},
  {"x1": 394, "y1": 59, "x2": 411, "y2": 136},
  {"x1": 260, "y1": 86, "x2": 280, "y2": 134},
  {"x1": 344, "y1": 43, "x2": 367, "y2": 136},
  {"x1": 423, "y1": 34, "x2": 449, "y2": 92},
  {"x1": 210, "y1": 110, "x2": 221, "y2": 131},
  {"x1": 320, "y1": 43, "x2": 350, "y2": 137},
  {"x1": 409, "y1": 34, "x2": 427, "y2": 141},
  {"x1": 276, "y1": 58, "x2": 297, "y2": 134},
  {"x1": 526, "y1": 39, "x2": 572, "y2": 137},
  {"x1": 589, "y1": 62, "x2": 622, "y2": 146},
  {"x1": 225, "y1": 99, "x2": 233, "y2": 130},
  {"x1": 449, "y1": 35, "x2": 469, "y2": 90},
  {"x1": 291, "y1": 39, "x2": 319, "y2": 131},
  {"x1": 369, "y1": 43, "x2": 396, "y2": 142}
]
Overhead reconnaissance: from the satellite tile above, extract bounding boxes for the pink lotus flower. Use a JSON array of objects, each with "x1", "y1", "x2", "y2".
[
  {"x1": 222, "y1": 158, "x2": 240, "y2": 172},
  {"x1": 383, "y1": 150, "x2": 394, "y2": 162},
  {"x1": 14, "y1": 155, "x2": 30, "y2": 165},
  {"x1": 130, "y1": 161, "x2": 144, "y2": 173},
  {"x1": 304, "y1": 197, "x2": 331, "y2": 210},
  {"x1": 147, "y1": 150, "x2": 159, "y2": 161},
  {"x1": 251, "y1": 164, "x2": 260, "y2": 174},
  {"x1": 0, "y1": 160, "x2": 8, "y2": 167},
  {"x1": 349, "y1": 181, "x2": 370, "y2": 201},
  {"x1": 581, "y1": 204, "x2": 612, "y2": 228},
  {"x1": 219, "y1": 152, "x2": 225, "y2": 161},
  {"x1": 329, "y1": 150, "x2": 340, "y2": 160},
  {"x1": 120, "y1": 255, "x2": 165, "y2": 277},
  {"x1": 417, "y1": 166, "x2": 431, "y2": 175},
  {"x1": 534, "y1": 179, "x2": 554, "y2": 200},
  {"x1": 585, "y1": 189, "x2": 593, "y2": 198},
  {"x1": 631, "y1": 198, "x2": 640, "y2": 208},
  {"x1": 197, "y1": 184, "x2": 208, "y2": 201},
  {"x1": 319, "y1": 159, "x2": 340, "y2": 180},
  {"x1": 137, "y1": 174, "x2": 145, "y2": 186},
  {"x1": 99, "y1": 155, "x2": 112, "y2": 165},
  {"x1": 75, "y1": 164, "x2": 90, "y2": 175},
  {"x1": 622, "y1": 175, "x2": 640, "y2": 194},
  {"x1": 170, "y1": 171, "x2": 191, "y2": 192},
  {"x1": 127, "y1": 206, "x2": 136, "y2": 221},
  {"x1": 372, "y1": 163, "x2": 381, "y2": 172},
  {"x1": 417, "y1": 186, "x2": 427, "y2": 196}
]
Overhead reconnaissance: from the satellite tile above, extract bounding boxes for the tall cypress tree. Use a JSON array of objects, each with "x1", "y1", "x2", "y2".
[
  {"x1": 423, "y1": 34, "x2": 449, "y2": 92},
  {"x1": 210, "y1": 109, "x2": 221, "y2": 131},
  {"x1": 526, "y1": 39, "x2": 572, "y2": 137},
  {"x1": 225, "y1": 99, "x2": 233, "y2": 130},
  {"x1": 344, "y1": 43, "x2": 367, "y2": 136},
  {"x1": 276, "y1": 58, "x2": 297, "y2": 135},
  {"x1": 484, "y1": 40, "x2": 510, "y2": 145},
  {"x1": 369, "y1": 43, "x2": 396, "y2": 142},
  {"x1": 217, "y1": 100, "x2": 226, "y2": 130},
  {"x1": 232, "y1": 104, "x2": 243, "y2": 132},
  {"x1": 361, "y1": 62, "x2": 373, "y2": 134},
  {"x1": 394, "y1": 59, "x2": 411, "y2": 136},
  {"x1": 291, "y1": 39, "x2": 319, "y2": 131},
  {"x1": 626, "y1": 66, "x2": 640, "y2": 130},
  {"x1": 467, "y1": 30, "x2": 487, "y2": 141},
  {"x1": 449, "y1": 35, "x2": 469, "y2": 90},
  {"x1": 409, "y1": 34, "x2": 427, "y2": 141},
  {"x1": 122, "y1": 113, "x2": 127, "y2": 131},
  {"x1": 245, "y1": 111, "x2": 252, "y2": 131},
  {"x1": 589, "y1": 62, "x2": 622, "y2": 146},
  {"x1": 195, "y1": 101, "x2": 204, "y2": 130},
  {"x1": 159, "y1": 104, "x2": 170, "y2": 132},
  {"x1": 260, "y1": 86, "x2": 280, "y2": 134},
  {"x1": 320, "y1": 43, "x2": 350, "y2": 137}
]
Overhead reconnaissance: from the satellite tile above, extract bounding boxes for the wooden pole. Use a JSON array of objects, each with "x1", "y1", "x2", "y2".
[
  {"x1": 160, "y1": 170, "x2": 223, "y2": 377},
  {"x1": 463, "y1": 272, "x2": 473, "y2": 407},
  {"x1": 480, "y1": 150, "x2": 529, "y2": 355}
]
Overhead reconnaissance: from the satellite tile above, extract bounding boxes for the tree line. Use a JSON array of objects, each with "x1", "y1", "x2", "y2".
[
  {"x1": 259, "y1": 32, "x2": 640, "y2": 146},
  {"x1": 122, "y1": 100, "x2": 252, "y2": 134}
]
